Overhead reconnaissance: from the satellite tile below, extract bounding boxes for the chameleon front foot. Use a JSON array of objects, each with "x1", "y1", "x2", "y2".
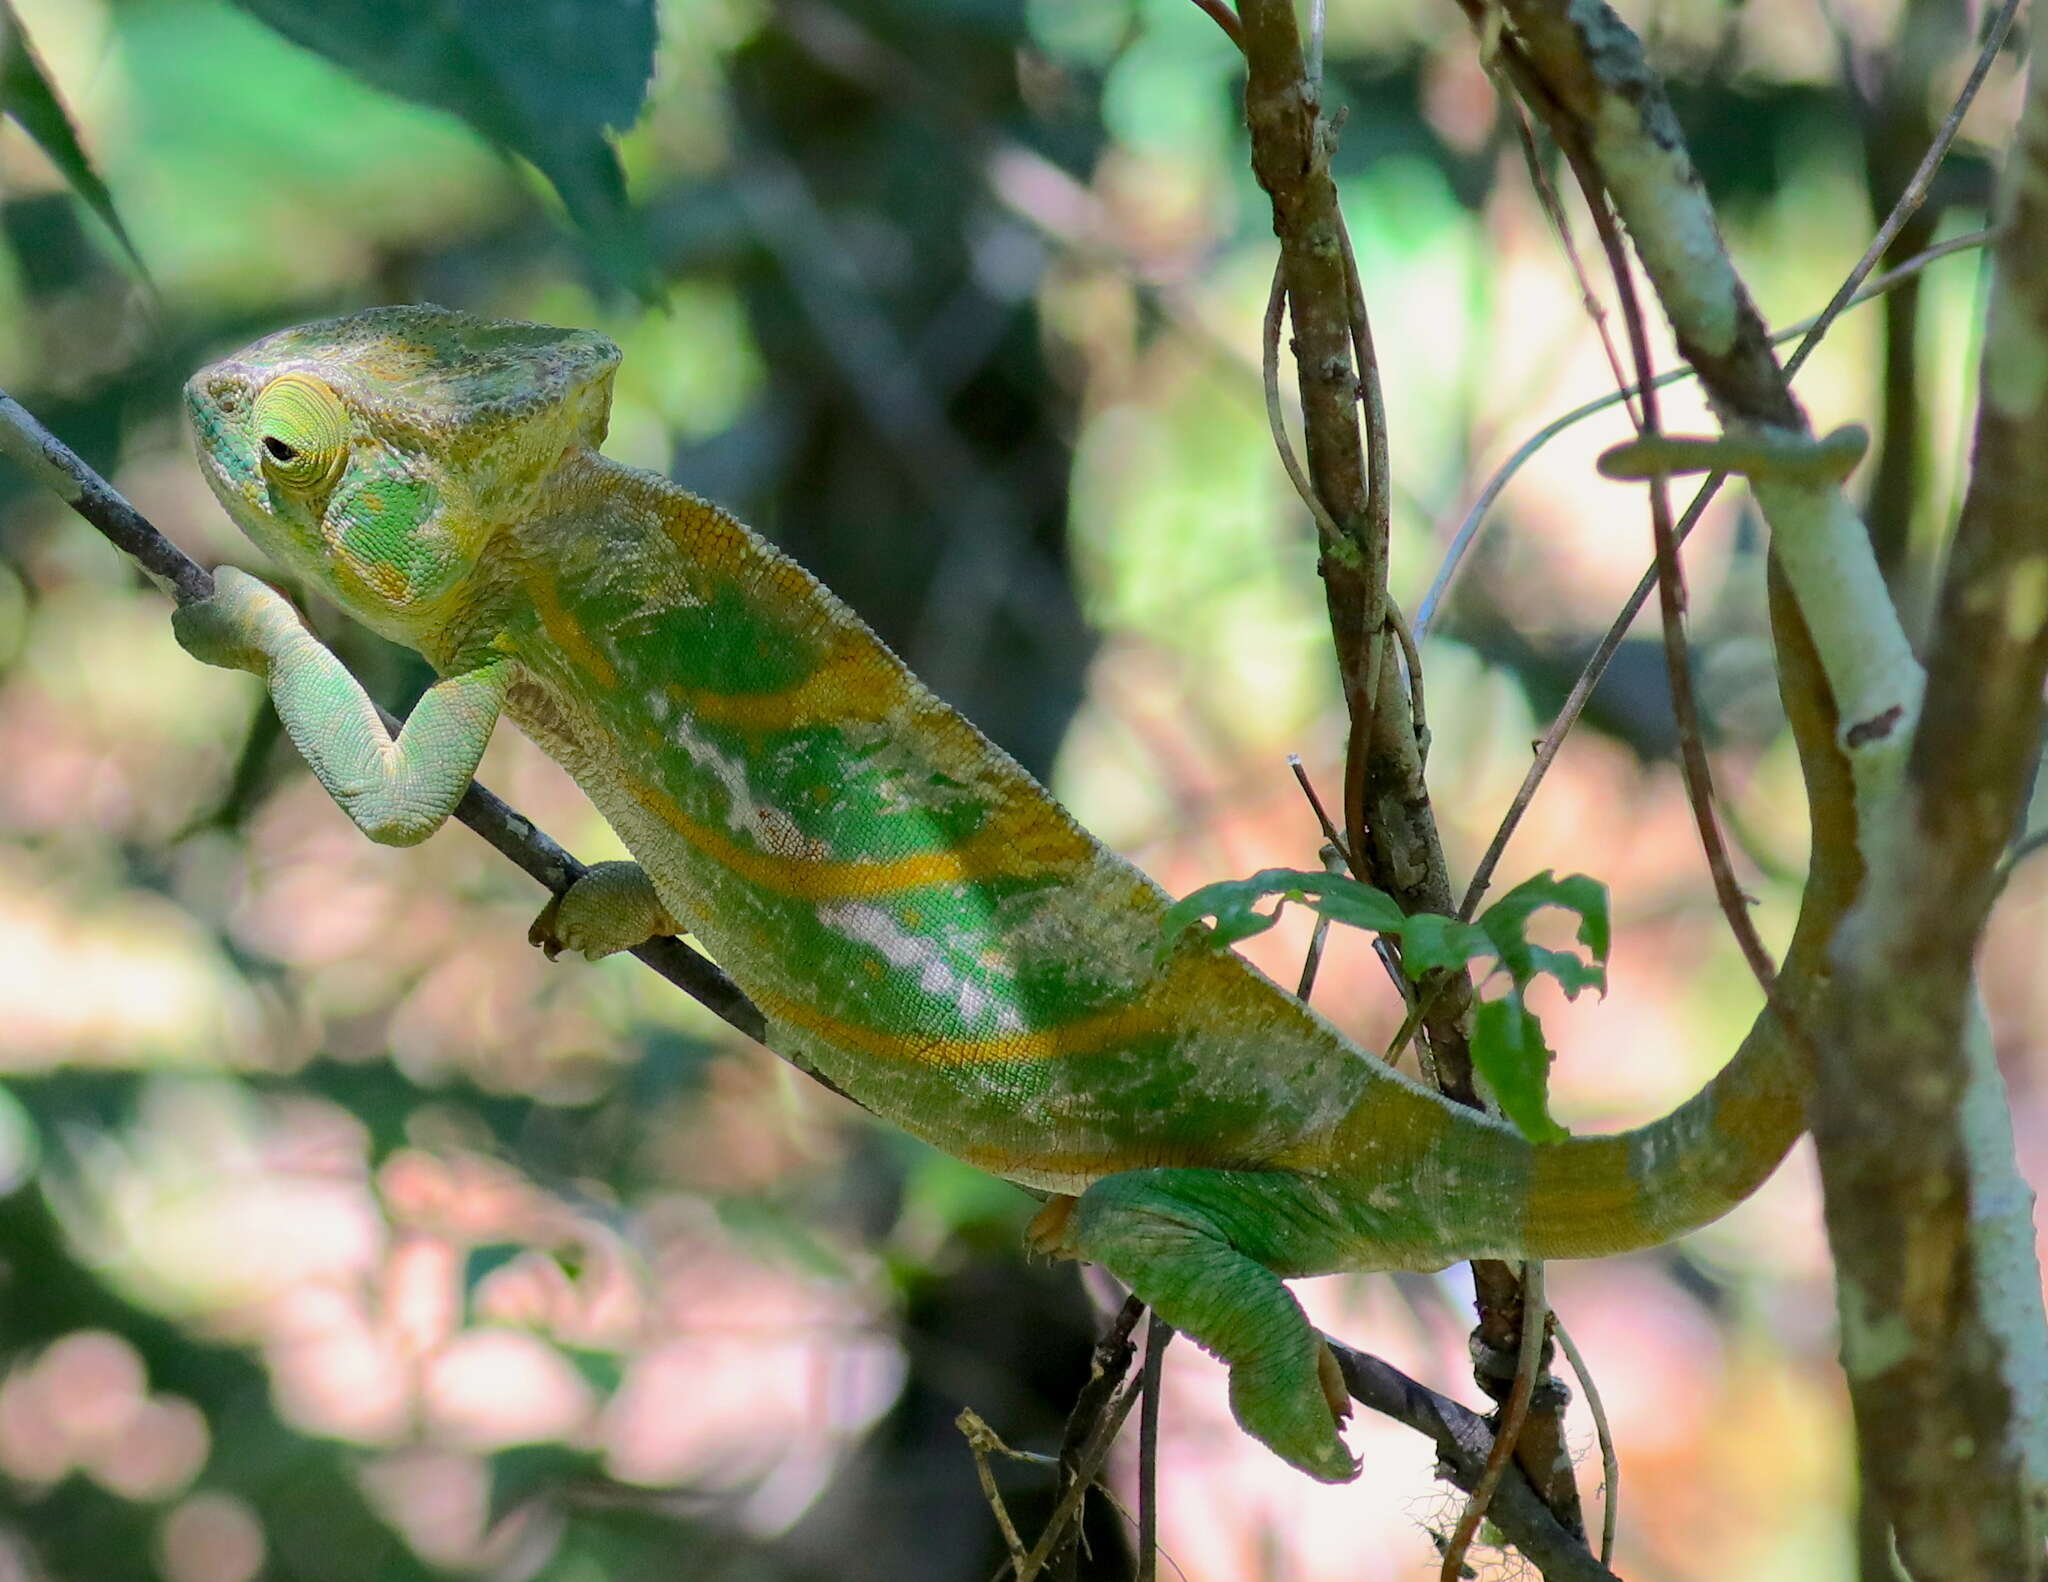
[
  {"x1": 172, "y1": 565, "x2": 306, "y2": 676},
  {"x1": 529, "y1": 861, "x2": 679, "y2": 961}
]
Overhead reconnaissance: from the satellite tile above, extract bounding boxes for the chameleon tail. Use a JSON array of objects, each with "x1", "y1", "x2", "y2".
[{"x1": 1514, "y1": 1007, "x2": 1807, "y2": 1260}]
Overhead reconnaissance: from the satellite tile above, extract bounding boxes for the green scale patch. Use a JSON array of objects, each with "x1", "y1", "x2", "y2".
[
  {"x1": 603, "y1": 576, "x2": 822, "y2": 698},
  {"x1": 334, "y1": 471, "x2": 442, "y2": 589}
]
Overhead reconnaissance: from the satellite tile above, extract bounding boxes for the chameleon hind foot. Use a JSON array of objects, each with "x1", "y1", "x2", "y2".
[
  {"x1": 529, "y1": 861, "x2": 679, "y2": 961},
  {"x1": 1034, "y1": 1169, "x2": 1358, "y2": 1483}
]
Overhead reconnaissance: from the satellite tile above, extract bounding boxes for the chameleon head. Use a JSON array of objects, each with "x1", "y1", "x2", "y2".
[{"x1": 185, "y1": 304, "x2": 620, "y2": 641}]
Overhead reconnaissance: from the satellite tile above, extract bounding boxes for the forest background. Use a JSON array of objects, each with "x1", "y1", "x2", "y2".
[{"x1": 0, "y1": 1, "x2": 2040, "y2": 1579}]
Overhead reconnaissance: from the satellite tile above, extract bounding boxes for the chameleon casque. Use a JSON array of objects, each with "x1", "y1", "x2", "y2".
[{"x1": 175, "y1": 305, "x2": 1806, "y2": 1483}]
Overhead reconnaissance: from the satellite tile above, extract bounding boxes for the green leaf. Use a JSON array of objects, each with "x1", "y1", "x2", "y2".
[
  {"x1": 1386, "y1": 911, "x2": 1496, "y2": 979},
  {"x1": 1471, "y1": 993, "x2": 1569, "y2": 1143},
  {"x1": 1298, "y1": 876, "x2": 1407, "y2": 934},
  {"x1": 228, "y1": 0, "x2": 657, "y2": 293},
  {"x1": 1161, "y1": 876, "x2": 1289, "y2": 951},
  {"x1": 0, "y1": 1, "x2": 149, "y2": 279},
  {"x1": 1162, "y1": 868, "x2": 1405, "y2": 954},
  {"x1": 1519, "y1": 943, "x2": 1604, "y2": 1000},
  {"x1": 1474, "y1": 871, "x2": 1610, "y2": 996}
]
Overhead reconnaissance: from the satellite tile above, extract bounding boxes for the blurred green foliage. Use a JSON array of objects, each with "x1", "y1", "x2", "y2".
[{"x1": 0, "y1": 1, "x2": 2023, "y2": 1579}]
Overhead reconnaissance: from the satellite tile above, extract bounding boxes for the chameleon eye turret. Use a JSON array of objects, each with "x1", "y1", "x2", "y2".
[{"x1": 252, "y1": 373, "x2": 350, "y2": 496}]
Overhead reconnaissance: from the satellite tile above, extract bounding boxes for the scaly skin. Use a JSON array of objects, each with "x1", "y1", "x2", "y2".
[{"x1": 177, "y1": 306, "x2": 1806, "y2": 1482}]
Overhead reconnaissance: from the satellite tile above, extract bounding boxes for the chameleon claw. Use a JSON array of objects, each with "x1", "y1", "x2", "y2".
[
  {"x1": 527, "y1": 895, "x2": 568, "y2": 961},
  {"x1": 1316, "y1": 1337, "x2": 1352, "y2": 1425},
  {"x1": 1024, "y1": 1193, "x2": 1080, "y2": 1259}
]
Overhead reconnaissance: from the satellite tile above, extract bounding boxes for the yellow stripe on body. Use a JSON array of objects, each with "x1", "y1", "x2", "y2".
[
  {"x1": 523, "y1": 567, "x2": 619, "y2": 689},
  {"x1": 617, "y1": 762, "x2": 1094, "y2": 902},
  {"x1": 667, "y1": 637, "x2": 905, "y2": 733}
]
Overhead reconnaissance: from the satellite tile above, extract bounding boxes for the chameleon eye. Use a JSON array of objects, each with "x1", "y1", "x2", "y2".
[{"x1": 252, "y1": 374, "x2": 349, "y2": 495}]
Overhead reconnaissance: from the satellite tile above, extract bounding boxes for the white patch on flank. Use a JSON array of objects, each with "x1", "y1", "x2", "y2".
[
  {"x1": 646, "y1": 691, "x2": 672, "y2": 723},
  {"x1": 671, "y1": 713, "x2": 775, "y2": 842},
  {"x1": 820, "y1": 901, "x2": 1018, "y2": 1030}
]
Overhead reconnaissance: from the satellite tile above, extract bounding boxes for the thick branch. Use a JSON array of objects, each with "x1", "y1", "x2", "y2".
[
  {"x1": 1812, "y1": 11, "x2": 2048, "y2": 1569},
  {"x1": 1473, "y1": 2, "x2": 2048, "y2": 1571},
  {"x1": 1236, "y1": 0, "x2": 1469, "y2": 1001}
]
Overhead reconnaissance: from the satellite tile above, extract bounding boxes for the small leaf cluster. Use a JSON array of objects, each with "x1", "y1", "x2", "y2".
[{"x1": 1162, "y1": 869, "x2": 1611, "y2": 1143}]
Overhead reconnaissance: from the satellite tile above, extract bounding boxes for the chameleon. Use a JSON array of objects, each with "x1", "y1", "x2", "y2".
[{"x1": 173, "y1": 305, "x2": 1806, "y2": 1483}]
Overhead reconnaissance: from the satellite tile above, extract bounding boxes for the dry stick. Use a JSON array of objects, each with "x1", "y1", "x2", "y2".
[
  {"x1": 1293, "y1": 841, "x2": 1346, "y2": 1003},
  {"x1": 1439, "y1": 1262, "x2": 1549, "y2": 1582},
  {"x1": 1335, "y1": 210, "x2": 1410, "y2": 815},
  {"x1": 1136, "y1": 1314, "x2": 1172, "y2": 1582},
  {"x1": 1016, "y1": 1375, "x2": 1147, "y2": 1582},
  {"x1": 1262, "y1": 264, "x2": 1412, "y2": 1005},
  {"x1": 1039, "y1": 1293, "x2": 1145, "y2": 1582},
  {"x1": 1452, "y1": 0, "x2": 2016, "y2": 913},
  {"x1": 1553, "y1": 1316, "x2": 1619, "y2": 1568},
  {"x1": 1327, "y1": 1336, "x2": 1619, "y2": 1582},
  {"x1": 1576, "y1": 166, "x2": 1789, "y2": 1003},
  {"x1": 957, "y1": 1408, "x2": 1035, "y2": 1573},
  {"x1": 1289, "y1": 754, "x2": 1353, "y2": 865},
  {"x1": 0, "y1": 392, "x2": 798, "y2": 1060}
]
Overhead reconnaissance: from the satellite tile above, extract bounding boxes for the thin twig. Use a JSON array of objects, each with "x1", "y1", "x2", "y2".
[
  {"x1": 1016, "y1": 1375, "x2": 1146, "y2": 1582},
  {"x1": 1491, "y1": 73, "x2": 1638, "y2": 423},
  {"x1": 1136, "y1": 1314, "x2": 1172, "y2": 1582},
  {"x1": 1578, "y1": 161, "x2": 1787, "y2": 1001},
  {"x1": 1262, "y1": 261, "x2": 1346, "y2": 548},
  {"x1": 1794, "y1": 0, "x2": 2022, "y2": 381},
  {"x1": 1328, "y1": 1334, "x2": 1617, "y2": 1582},
  {"x1": 1553, "y1": 1317, "x2": 1618, "y2": 1569},
  {"x1": 958, "y1": 1408, "x2": 1034, "y2": 1573},
  {"x1": 1387, "y1": 597, "x2": 1427, "y2": 759},
  {"x1": 1288, "y1": 755, "x2": 1353, "y2": 865},
  {"x1": 1438, "y1": 1263, "x2": 1549, "y2": 1582},
  {"x1": 1294, "y1": 850, "x2": 1339, "y2": 1000},
  {"x1": 1335, "y1": 210, "x2": 1401, "y2": 849}
]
